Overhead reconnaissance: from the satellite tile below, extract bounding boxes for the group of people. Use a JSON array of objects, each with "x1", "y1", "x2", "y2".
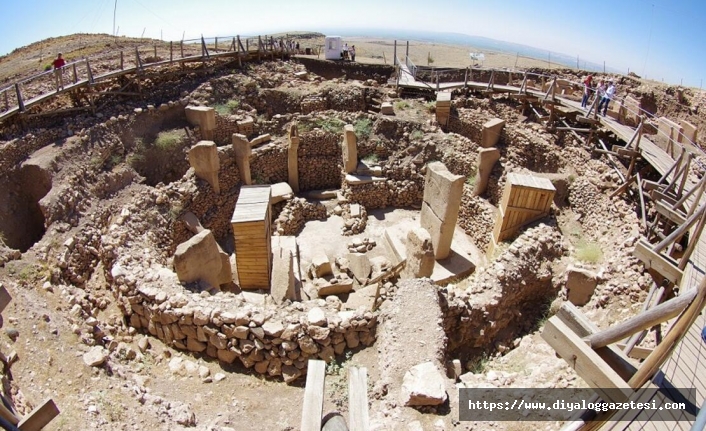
[
  {"x1": 581, "y1": 74, "x2": 617, "y2": 117},
  {"x1": 342, "y1": 43, "x2": 356, "y2": 61},
  {"x1": 273, "y1": 39, "x2": 300, "y2": 53}
]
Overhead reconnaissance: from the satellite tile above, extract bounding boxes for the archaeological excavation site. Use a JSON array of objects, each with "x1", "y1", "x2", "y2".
[{"x1": 0, "y1": 34, "x2": 705, "y2": 430}]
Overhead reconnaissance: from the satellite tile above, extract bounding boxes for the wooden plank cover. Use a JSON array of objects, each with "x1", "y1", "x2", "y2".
[{"x1": 301, "y1": 360, "x2": 326, "y2": 431}]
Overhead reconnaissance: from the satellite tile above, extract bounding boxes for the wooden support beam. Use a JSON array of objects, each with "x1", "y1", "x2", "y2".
[
  {"x1": 654, "y1": 202, "x2": 706, "y2": 252},
  {"x1": 541, "y1": 317, "x2": 632, "y2": 403},
  {"x1": 543, "y1": 78, "x2": 556, "y2": 102},
  {"x1": 301, "y1": 360, "x2": 326, "y2": 431},
  {"x1": 627, "y1": 276, "x2": 706, "y2": 389},
  {"x1": 584, "y1": 286, "x2": 696, "y2": 349},
  {"x1": 655, "y1": 201, "x2": 686, "y2": 225},
  {"x1": 577, "y1": 116, "x2": 600, "y2": 125},
  {"x1": 597, "y1": 139, "x2": 626, "y2": 183},
  {"x1": 617, "y1": 343, "x2": 654, "y2": 360},
  {"x1": 633, "y1": 240, "x2": 683, "y2": 284},
  {"x1": 17, "y1": 398, "x2": 59, "y2": 431},
  {"x1": 0, "y1": 400, "x2": 19, "y2": 426},
  {"x1": 609, "y1": 173, "x2": 638, "y2": 198},
  {"x1": 678, "y1": 207, "x2": 706, "y2": 270},
  {"x1": 348, "y1": 367, "x2": 370, "y2": 431},
  {"x1": 14, "y1": 84, "x2": 24, "y2": 112},
  {"x1": 636, "y1": 173, "x2": 648, "y2": 229}
]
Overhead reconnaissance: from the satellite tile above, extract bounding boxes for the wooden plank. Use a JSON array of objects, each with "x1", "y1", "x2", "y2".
[
  {"x1": 0, "y1": 285, "x2": 11, "y2": 313},
  {"x1": 584, "y1": 287, "x2": 697, "y2": 349},
  {"x1": 541, "y1": 317, "x2": 632, "y2": 402},
  {"x1": 633, "y1": 240, "x2": 684, "y2": 284},
  {"x1": 348, "y1": 367, "x2": 369, "y2": 431},
  {"x1": 18, "y1": 398, "x2": 59, "y2": 431},
  {"x1": 654, "y1": 201, "x2": 686, "y2": 225},
  {"x1": 0, "y1": 400, "x2": 19, "y2": 426},
  {"x1": 617, "y1": 343, "x2": 654, "y2": 360},
  {"x1": 301, "y1": 360, "x2": 326, "y2": 431}
]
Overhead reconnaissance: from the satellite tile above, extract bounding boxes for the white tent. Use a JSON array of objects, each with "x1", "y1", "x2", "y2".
[{"x1": 325, "y1": 36, "x2": 342, "y2": 60}]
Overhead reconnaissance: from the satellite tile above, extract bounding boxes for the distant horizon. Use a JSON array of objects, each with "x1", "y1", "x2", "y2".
[{"x1": 1, "y1": 0, "x2": 702, "y2": 87}]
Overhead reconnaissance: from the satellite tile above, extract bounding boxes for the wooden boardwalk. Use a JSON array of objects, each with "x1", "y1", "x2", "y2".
[
  {"x1": 0, "y1": 35, "x2": 295, "y2": 123},
  {"x1": 397, "y1": 67, "x2": 706, "y2": 429}
]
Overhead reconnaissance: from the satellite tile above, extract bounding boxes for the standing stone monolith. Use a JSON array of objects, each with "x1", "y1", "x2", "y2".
[
  {"x1": 342, "y1": 124, "x2": 358, "y2": 174},
  {"x1": 232, "y1": 133, "x2": 252, "y2": 185},
  {"x1": 481, "y1": 118, "x2": 505, "y2": 148},
  {"x1": 188, "y1": 141, "x2": 220, "y2": 194},
  {"x1": 473, "y1": 147, "x2": 500, "y2": 196},
  {"x1": 420, "y1": 162, "x2": 464, "y2": 260},
  {"x1": 287, "y1": 124, "x2": 300, "y2": 192},
  {"x1": 185, "y1": 106, "x2": 216, "y2": 141}
]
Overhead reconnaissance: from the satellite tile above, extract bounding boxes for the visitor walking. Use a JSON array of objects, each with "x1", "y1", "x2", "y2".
[
  {"x1": 343, "y1": 43, "x2": 349, "y2": 60},
  {"x1": 350, "y1": 45, "x2": 356, "y2": 62},
  {"x1": 53, "y1": 53, "x2": 66, "y2": 91},
  {"x1": 581, "y1": 75, "x2": 593, "y2": 108},
  {"x1": 598, "y1": 81, "x2": 616, "y2": 116}
]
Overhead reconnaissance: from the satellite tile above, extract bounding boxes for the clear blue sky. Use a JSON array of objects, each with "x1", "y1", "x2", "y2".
[{"x1": 1, "y1": 0, "x2": 704, "y2": 87}]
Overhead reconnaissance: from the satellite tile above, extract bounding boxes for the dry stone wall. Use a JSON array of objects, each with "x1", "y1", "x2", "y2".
[
  {"x1": 273, "y1": 197, "x2": 327, "y2": 236},
  {"x1": 298, "y1": 129, "x2": 342, "y2": 191},
  {"x1": 458, "y1": 190, "x2": 496, "y2": 251},
  {"x1": 250, "y1": 143, "x2": 288, "y2": 185},
  {"x1": 441, "y1": 224, "x2": 565, "y2": 357}
]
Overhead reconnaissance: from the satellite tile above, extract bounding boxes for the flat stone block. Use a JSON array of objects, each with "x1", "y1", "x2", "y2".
[
  {"x1": 317, "y1": 280, "x2": 354, "y2": 297},
  {"x1": 345, "y1": 174, "x2": 386, "y2": 185},
  {"x1": 381, "y1": 102, "x2": 394, "y2": 115},
  {"x1": 270, "y1": 182, "x2": 294, "y2": 205},
  {"x1": 311, "y1": 253, "x2": 332, "y2": 278}
]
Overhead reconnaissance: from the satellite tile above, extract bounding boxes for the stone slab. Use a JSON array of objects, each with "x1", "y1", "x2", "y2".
[{"x1": 345, "y1": 174, "x2": 386, "y2": 185}]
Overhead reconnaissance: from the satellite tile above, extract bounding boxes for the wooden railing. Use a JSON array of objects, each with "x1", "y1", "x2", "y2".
[{"x1": 0, "y1": 34, "x2": 299, "y2": 122}]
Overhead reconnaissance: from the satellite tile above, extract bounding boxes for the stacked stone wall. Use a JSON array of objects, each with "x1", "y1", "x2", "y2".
[{"x1": 298, "y1": 129, "x2": 342, "y2": 191}]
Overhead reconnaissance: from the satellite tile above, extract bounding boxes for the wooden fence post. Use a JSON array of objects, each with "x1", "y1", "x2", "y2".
[{"x1": 15, "y1": 83, "x2": 24, "y2": 112}]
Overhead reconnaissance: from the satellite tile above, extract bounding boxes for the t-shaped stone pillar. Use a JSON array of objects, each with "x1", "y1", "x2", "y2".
[
  {"x1": 188, "y1": 141, "x2": 220, "y2": 194},
  {"x1": 288, "y1": 124, "x2": 300, "y2": 192},
  {"x1": 481, "y1": 118, "x2": 505, "y2": 148},
  {"x1": 185, "y1": 106, "x2": 216, "y2": 141},
  {"x1": 342, "y1": 124, "x2": 358, "y2": 174},
  {"x1": 420, "y1": 161, "x2": 464, "y2": 260},
  {"x1": 232, "y1": 133, "x2": 252, "y2": 185},
  {"x1": 473, "y1": 147, "x2": 500, "y2": 196}
]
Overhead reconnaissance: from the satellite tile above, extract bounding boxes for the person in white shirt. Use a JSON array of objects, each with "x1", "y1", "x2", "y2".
[{"x1": 598, "y1": 81, "x2": 616, "y2": 116}]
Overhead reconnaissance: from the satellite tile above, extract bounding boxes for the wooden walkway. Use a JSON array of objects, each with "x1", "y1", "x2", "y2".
[
  {"x1": 0, "y1": 35, "x2": 296, "y2": 123},
  {"x1": 397, "y1": 65, "x2": 706, "y2": 429}
]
